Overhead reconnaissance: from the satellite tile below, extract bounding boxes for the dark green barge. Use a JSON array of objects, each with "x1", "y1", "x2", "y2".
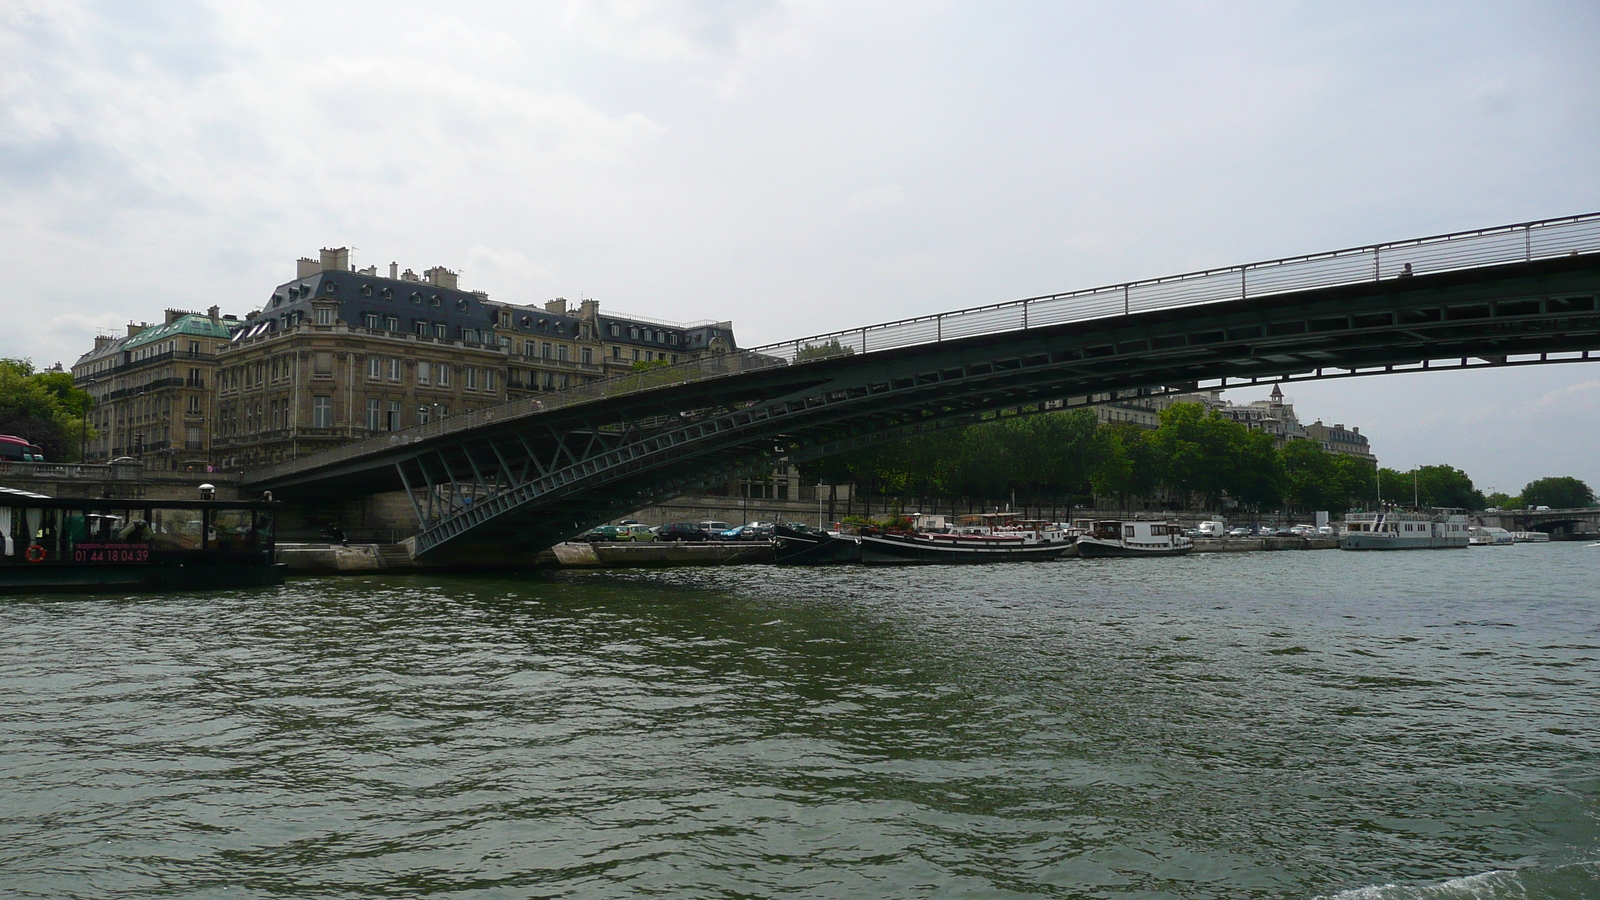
[{"x1": 0, "y1": 488, "x2": 286, "y2": 593}]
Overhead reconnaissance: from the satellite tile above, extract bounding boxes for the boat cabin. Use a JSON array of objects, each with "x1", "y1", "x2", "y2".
[{"x1": 0, "y1": 492, "x2": 280, "y2": 570}]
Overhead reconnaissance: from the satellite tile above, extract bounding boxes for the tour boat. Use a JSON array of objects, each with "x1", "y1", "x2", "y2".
[
  {"x1": 1512, "y1": 531, "x2": 1551, "y2": 543},
  {"x1": 1468, "y1": 526, "x2": 1515, "y2": 546},
  {"x1": 1339, "y1": 508, "x2": 1469, "y2": 550},
  {"x1": 1074, "y1": 520, "x2": 1193, "y2": 558},
  {"x1": 0, "y1": 489, "x2": 286, "y2": 593}
]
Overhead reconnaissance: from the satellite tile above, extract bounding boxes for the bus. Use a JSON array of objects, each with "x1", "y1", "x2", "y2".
[{"x1": 0, "y1": 435, "x2": 46, "y2": 462}]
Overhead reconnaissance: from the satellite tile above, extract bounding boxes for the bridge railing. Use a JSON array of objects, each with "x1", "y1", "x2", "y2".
[
  {"x1": 247, "y1": 212, "x2": 1600, "y2": 484},
  {"x1": 755, "y1": 211, "x2": 1600, "y2": 364}
]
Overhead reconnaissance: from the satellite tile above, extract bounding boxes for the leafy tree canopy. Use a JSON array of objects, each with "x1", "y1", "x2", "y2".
[
  {"x1": 1520, "y1": 476, "x2": 1596, "y2": 509},
  {"x1": 0, "y1": 358, "x2": 94, "y2": 462}
]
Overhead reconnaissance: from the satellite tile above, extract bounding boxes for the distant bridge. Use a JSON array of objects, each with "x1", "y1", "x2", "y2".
[
  {"x1": 1475, "y1": 507, "x2": 1600, "y2": 538},
  {"x1": 242, "y1": 213, "x2": 1600, "y2": 561}
]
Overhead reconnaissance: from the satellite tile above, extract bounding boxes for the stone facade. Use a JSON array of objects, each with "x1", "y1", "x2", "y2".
[
  {"x1": 71, "y1": 308, "x2": 239, "y2": 469},
  {"x1": 188, "y1": 247, "x2": 738, "y2": 469}
]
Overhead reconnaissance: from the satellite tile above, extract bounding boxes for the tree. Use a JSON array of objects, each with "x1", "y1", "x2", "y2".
[
  {"x1": 1280, "y1": 440, "x2": 1336, "y2": 512},
  {"x1": 1483, "y1": 491, "x2": 1520, "y2": 510},
  {"x1": 0, "y1": 358, "x2": 95, "y2": 461},
  {"x1": 1396, "y1": 464, "x2": 1484, "y2": 510},
  {"x1": 795, "y1": 339, "x2": 855, "y2": 362},
  {"x1": 1520, "y1": 476, "x2": 1596, "y2": 509}
]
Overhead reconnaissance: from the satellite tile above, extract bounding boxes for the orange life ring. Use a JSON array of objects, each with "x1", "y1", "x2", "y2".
[{"x1": 25, "y1": 544, "x2": 47, "y2": 563}]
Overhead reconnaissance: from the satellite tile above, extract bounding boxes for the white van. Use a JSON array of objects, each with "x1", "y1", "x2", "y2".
[{"x1": 1196, "y1": 520, "x2": 1227, "y2": 537}]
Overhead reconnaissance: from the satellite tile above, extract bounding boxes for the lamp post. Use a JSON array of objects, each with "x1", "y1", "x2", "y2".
[{"x1": 817, "y1": 482, "x2": 825, "y2": 531}]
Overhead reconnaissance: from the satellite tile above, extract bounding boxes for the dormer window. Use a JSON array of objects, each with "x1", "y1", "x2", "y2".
[
  {"x1": 323, "y1": 281, "x2": 337, "y2": 294},
  {"x1": 361, "y1": 285, "x2": 373, "y2": 298},
  {"x1": 410, "y1": 292, "x2": 423, "y2": 305}
]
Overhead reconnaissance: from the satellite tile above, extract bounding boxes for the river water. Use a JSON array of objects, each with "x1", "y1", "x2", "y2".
[{"x1": 2, "y1": 544, "x2": 1598, "y2": 899}]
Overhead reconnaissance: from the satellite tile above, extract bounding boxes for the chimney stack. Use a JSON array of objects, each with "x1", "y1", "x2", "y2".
[
  {"x1": 208, "y1": 305, "x2": 220, "y2": 322},
  {"x1": 319, "y1": 247, "x2": 350, "y2": 272},
  {"x1": 390, "y1": 262, "x2": 398, "y2": 279}
]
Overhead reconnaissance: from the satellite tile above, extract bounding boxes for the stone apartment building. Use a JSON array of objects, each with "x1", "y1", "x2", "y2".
[
  {"x1": 201, "y1": 248, "x2": 737, "y2": 469},
  {"x1": 71, "y1": 308, "x2": 240, "y2": 468},
  {"x1": 1092, "y1": 384, "x2": 1374, "y2": 460}
]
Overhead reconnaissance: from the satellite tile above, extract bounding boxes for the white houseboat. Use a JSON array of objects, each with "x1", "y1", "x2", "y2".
[
  {"x1": 1075, "y1": 520, "x2": 1193, "y2": 558},
  {"x1": 1340, "y1": 509, "x2": 1470, "y2": 550},
  {"x1": 1468, "y1": 526, "x2": 1515, "y2": 546}
]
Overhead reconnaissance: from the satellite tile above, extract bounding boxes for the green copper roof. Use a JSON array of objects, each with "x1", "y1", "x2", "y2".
[{"x1": 124, "y1": 315, "x2": 236, "y2": 350}]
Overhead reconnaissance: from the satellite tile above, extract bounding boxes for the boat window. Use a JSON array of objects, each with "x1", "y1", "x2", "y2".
[
  {"x1": 149, "y1": 508, "x2": 204, "y2": 550},
  {"x1": 213, "y1": 509, "x2": 259, "y2": 551}
]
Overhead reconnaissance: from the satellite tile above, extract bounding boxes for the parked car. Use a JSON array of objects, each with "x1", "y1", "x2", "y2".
[
  {"x1": 1227, "y1": 527, "x2": 1250, "y2": 537},
  {"x1": 622, "y1": 524, "x2": 656, "y2": 542},
  {"x1": 580, "y1": 525, "x2": 629, "y2": 542},
  {"x1": 720, "y1": 523, "x2": 775, "y2": 541},
  {"x1": 658, "y1": 522, "x2": 710, "y2": 542},
  {"x1": 699, "y1": 521, "x2": 732, "y2": 538}
]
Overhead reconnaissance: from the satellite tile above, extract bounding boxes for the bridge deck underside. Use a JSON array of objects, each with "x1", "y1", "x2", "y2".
[{"x1": 246, "y1": 255, "x2": 1600, "y2": 559}]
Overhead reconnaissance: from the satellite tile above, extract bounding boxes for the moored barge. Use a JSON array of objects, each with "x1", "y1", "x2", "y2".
[{"x1": 0, "y1": 489, "x2": 286, "y2": 593}]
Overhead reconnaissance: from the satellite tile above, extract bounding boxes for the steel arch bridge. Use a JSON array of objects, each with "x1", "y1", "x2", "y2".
[{"x1": 242, "y1": 213, "x2": 1600, "y2": 561}]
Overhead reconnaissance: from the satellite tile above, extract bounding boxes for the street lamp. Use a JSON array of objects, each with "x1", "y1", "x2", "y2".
[{"x1": 817, "y1": 482, "x2": 825, "y2": 531}]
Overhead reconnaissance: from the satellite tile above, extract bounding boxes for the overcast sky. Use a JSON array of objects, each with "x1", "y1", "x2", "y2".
[{"x1": 3, "y1": 1, "x2": 1598, "y2": 493}]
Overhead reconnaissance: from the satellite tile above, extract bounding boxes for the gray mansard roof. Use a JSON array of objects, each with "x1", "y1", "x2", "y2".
[{"x1": 238, "y1": 270, "x2": 736, "y2": 351}]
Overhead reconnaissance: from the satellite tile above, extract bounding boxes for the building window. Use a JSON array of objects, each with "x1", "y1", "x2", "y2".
[
  {"x1": 523, "y1": 340, "x2": 535, "y2": 357},
  {"x1": 541, "y1": 342, "x2": 552, "y2": 359},
  {"x1": 417, "y1": 405, "x2": 430, "y2": 426},
  {"x1": 438, "y1": 365, "x2": 450, "y2": 387},
  {"x1": 558, "y1": 345, "x2": 569, "y2": 362},
  {"x1": 434, "y1": 323, "x2": 447, "y2": 339},
  {"x1": 368, "y1": 357, "x2": 381, "y2": 379},
  {"x1": 386, "y1": 400, "x2": 401, "y2": 431},
  {"x1": 389, "y1": 358, "x2": 401, "y2": 381},
  {"x1": 366, "y1": 399, "x2": 382, "y2": 431},
  {"x1": 632, "y1": 349, "x2": 640, "y2": 361},
  {"x1": 609, "y1": 324, "x2": 619, "y2": 337},
  {"x1": 612, "y1": 346, "x2": 621, "y2": 359},
  {"x1": 312, "y1": 396, "x2": 332, "y2": 428},
  {"x1": 466, "y1": 367, "x2": 478, "y2": 389},
  {"x1": 316, "y1": 307, "x2": 333, "y2": 325},
  {"x1": 417, "y1": 361, "x2": 431, "y2": 385},
  {"x1": 415, "y1": 320, "x2": 429, "y2": 337},
  {"x1": 580, "y1": 347, "x2": 592, "y2": 364},
  {"x1": 365, "y1": 313, "x2": 381, "y2": 329},
  {"x1": 629, "y1": 327, "x2": 639, "y2": 339},
  {"x1": 187, "y1": 395, "x2": 201, "y2": 414},
  {"x1": 462, "y1": 328, "x2": 478, "y2": 344},
  {"x1": 385, "y1": 316, "x2": 399, "y2": 331},
  {"x1": 483, "y1": 369, "x2": 495, "y2": 392}
]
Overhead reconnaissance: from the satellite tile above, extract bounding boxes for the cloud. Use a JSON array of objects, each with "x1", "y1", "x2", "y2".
[{"x1": 845, "y1": 184, "x2": 906, "y2": 214}]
